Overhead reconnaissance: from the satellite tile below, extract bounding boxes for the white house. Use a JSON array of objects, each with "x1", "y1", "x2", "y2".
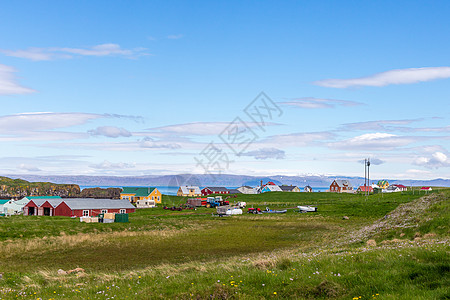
[{"x1": 237, "y1": 186, "x2": 256, "y2": 194}]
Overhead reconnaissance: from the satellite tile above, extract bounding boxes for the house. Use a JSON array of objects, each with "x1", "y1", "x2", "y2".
[
  {"x1": 391, "y1": 184, "x2": 408, "y2": 192},
  {"x1": 377, "y1": 180, "x2": 389, "y2": 189},
  {"x1": 357, "y1": 185, "x2": 373, "y2": 193},
  {"x1": 329, "y1": 180, "x2": 353, "y2": 193},
  {"x1": 261, "y1": 185, "x2": 282, "y2": 193},
  {"x1": 23, "y1": 197, "x2": 64, "y2": 216},
  {"x1": 201, "y1": 187, "x2": 230, "y2": 196},
  {"x1": 266, "y1": 181, "x2": 277, "y2": 185},
  {"x1": 420, "y1": 187, "x2": 432, "y2": 191},
  {"x1": 3, "y1": 197, "x2": 33, "y2": 215},
  {"x1": 120, "y1": 187, "x2": 162, "y2": 206},
  {"x1": 0, "y1": 200, "x2": 8, "y2": 215},
  {"x1": 279, "y1": 185, "x2": 301, "y2": 192},
  {"x1": 227, "y1": 189, "x2": 242, "y2": 194},
  {"x1": 237, "y1": 186, "x2": 256, "y2": 194},
  {"x1": 53, "y1": 199, "x2": 136, "y2": 217},
  {"x1": 383, "y1": 185, "x2": 402, "y2": 193},
  {"x1": 304, "y1": 185, "x2": 313, "y2": 192},
  {"x1": 177, "y1": 186, "x2": 201, "y2": 197}
]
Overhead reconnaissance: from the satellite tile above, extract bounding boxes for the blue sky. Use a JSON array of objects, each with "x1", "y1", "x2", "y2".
[{"x1": 0, "y1": 0, "x2": 449, "y2": 180}]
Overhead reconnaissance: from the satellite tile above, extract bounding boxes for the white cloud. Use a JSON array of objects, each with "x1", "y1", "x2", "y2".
[
  {"x1": 414, "y1": 151, "x2": 450, "y2": 169},
  {"x1": 0, "y1": 112, "x2": 102, "y2": 133},
  {"x1": 259, "y1": 132, "x2": 333, "y2": 148},
  {"x1": 0, "y1": 64, "x2": 35, "y2": 95},
  {"x1": 89, "y1": 160, "x2": 135, "y2": 170},
  {"x1": 342, "y1": 119, "x2": 422, "y2": 131},
  {"x1": 240, "y1": 148, "x2": 286, "y2": 160},
  {"x1": 18, "y1": 163, "x2": 41, "y2": 171},
  {"x1": 147, "y1": 121, "x2": 279, "y2": 136},
  {"x1": 329, "y1": 133, "x2": 415, "y2": 150},
  {"x1": 358, "y1": 158, "x2": 384, "y2": 165},
  {"x1": 0, "y1": 44, "x2": 148, "y2": 61},
  {"x1": 280, "y1": 97, "x2": 362, "y2": 109},
  {"x1": 140, "y1": 137, "x2": 181, "y2": 149},
  {"x1": 315, "y1": 67, "x2": 450, "y2": 88},
  {"x1": 88, "y1": 126, "x2": 132, "y2": 138},
  {"x1": 167, "y1": 34, "x2": 183, "y2": 39}
]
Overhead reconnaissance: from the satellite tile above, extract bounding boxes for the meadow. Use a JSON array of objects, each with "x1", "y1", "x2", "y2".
[{"x1": 0, "y1": 189, "x2": 448, "y2": 299}]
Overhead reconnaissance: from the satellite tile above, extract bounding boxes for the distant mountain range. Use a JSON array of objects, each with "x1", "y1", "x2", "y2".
[{"x1": 5, "y1": 174, "x2": 450, "y2": 188}]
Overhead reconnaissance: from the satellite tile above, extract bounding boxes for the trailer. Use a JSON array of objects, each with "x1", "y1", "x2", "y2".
[
  {"x1": 297, "y1": 205, "x2": 317, "y2": 213},
  {"x1": 187, "y1": 197, "x2": 207, "y2": 207},
  {"x1": 216, "y1": 205, "x2": 243, "y2": 216}
]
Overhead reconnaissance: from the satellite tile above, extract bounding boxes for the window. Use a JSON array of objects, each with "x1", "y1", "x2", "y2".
[
  {"x1": 152, "y1": 196, "x2": 154, "y2": 200},
  {"x1": 83, "y1": 210, "x2": 89, "y2": 216},
  {"x1": 119, "y1": 209, "x2": 126, "y2": 214},
  {"x1": 157, "y1": 196, "x2": 160, "y2": 201},
  {"x1": 101, "y1": 209, "x2": 107, "y2": 214}
]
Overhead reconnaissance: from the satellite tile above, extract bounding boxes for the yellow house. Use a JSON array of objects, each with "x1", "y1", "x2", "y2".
[
  {"x1": 177, "y1": 186, "x2": 201, "y2": 197},
  {"x1": 120, "y1": 187, "x2": 162, "y2": 205}
]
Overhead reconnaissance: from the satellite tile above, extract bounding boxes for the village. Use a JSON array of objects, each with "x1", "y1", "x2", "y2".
[{"x1": 0, "y1": 179, "x2": 433, "y2": 221}]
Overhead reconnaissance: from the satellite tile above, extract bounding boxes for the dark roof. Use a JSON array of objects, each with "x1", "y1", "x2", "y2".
[
  {"x1": 279, "y1": 186, "x2": 297, "y2": 191},
  {"x1": 203, "y1": 187, "x2": 229, "y2": 192},
  {"x1": 240, "y1": 186, "x2": 253, "y2": 189},
  {"x1": 228, "y1": 189, "x2": 242, "y2": 194},
  {"x1": 61, "y1": 199, "x2": 135, "y2": 210}
]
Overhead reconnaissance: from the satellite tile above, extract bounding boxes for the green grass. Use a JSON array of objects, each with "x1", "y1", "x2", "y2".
[{"x1": 0, "y1": 190, "x2": 448, "y2": 299}]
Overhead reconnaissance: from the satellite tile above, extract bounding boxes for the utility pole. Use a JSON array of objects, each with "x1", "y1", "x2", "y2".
[{"x1": 365, "y1": 158, "x2": 371, "y2": 199}]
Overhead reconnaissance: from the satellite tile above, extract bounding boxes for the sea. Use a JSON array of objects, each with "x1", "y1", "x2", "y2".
[{"x1": 80, "y1": 186, "x2": 329, "y2": 195}]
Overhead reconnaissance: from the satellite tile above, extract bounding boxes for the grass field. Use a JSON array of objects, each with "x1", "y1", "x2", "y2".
[{"x1": 0, "y1": 189, "x2": 448, "y2": 299}]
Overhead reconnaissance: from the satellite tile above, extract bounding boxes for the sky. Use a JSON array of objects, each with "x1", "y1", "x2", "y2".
[{"x1": 0, "y1": 0, "x2": 449, "y2": 180}]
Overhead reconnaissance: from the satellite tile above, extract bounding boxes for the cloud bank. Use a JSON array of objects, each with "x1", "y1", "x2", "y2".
[
  {"x1": 315, "y1": 67, "x2": 450, "y2": 88},
  {"x1": 0, "y1": 64, "x2": 35, "y2": 95},
  {"x1": 0, "y1": 44, "x2": 148, "y2": 61},
  {"x1": 280, "y1": 97, "x2": 362, "y2": 109},
  {"x1": 240, "y1": 148, "x2": 286, "y2": 160}
]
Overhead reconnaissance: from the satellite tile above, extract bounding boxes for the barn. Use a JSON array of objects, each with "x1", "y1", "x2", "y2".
[
  {"x1": 201, "y1": 187, "x2": 230, "y2": 196},
  {"x1": 55, "y1": 199, "x2": 136, "y2": 217},
  {"x1": 23, "y1": 198, "x2": 135, "y2": 217},
  {"x1": 23, "y1": 197, "x2": 63, "y2": 216}
]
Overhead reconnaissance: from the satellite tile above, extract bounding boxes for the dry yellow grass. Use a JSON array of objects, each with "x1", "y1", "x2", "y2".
[{"x1": 0, "y1": 225, "x2": 206, "y2": 259}]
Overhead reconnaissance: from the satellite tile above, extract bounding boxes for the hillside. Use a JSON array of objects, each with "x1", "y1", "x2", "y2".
[
  {"x1": 0, "y1": 190, "x2": 448, "y2": 299},
  {"x1": 6, "y1": 173, "x2": 450, "y2": 188},
  {"x1": 0, "y1": 177, "x2": 121, "y2": 199}
]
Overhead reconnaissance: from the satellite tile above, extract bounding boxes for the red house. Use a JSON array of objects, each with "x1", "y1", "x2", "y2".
[
  {"x1": 24, "y1": 198, "x2": 135, "y2": 217},
  {"x1": 330, "y1": 180, "x2": 353, "y2": 193},
  {"x1": 201, "y1": 187, "x2": 230, "y2": 196}
]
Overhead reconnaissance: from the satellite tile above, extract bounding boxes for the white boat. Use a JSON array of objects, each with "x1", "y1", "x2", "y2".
[{"x1": 297, "y1": 205, "x2": 317, "y2": 213}]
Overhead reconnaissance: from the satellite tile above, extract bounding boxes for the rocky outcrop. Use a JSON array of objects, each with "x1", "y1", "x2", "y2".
[
  {"x1": 80, "y1": 187, "x2": 121, "y2": 199},
  {"x1": 0, "y1": 176, "x2": 120, "y2": 199}
]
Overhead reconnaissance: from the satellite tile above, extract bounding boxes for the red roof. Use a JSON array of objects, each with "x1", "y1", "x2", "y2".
[
  {"x1": 420, "y1": 187, "x2": 431, "y2": 190},
  {"x1": 392, "y1": 184, "x2": 407, "y2": 188},
  {"x1": 358, "y1": 186, "x2": 373, "y2": 192},
  {"x1": 266, "y1": 181, "x2": 276, "y2": 185}
]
